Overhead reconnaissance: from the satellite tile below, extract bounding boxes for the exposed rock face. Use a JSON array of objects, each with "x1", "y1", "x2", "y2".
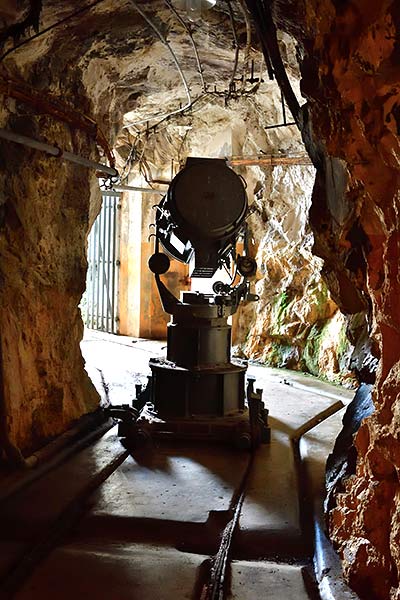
[
  {"x1": 325, "y1": 383, "x2": 374, "y2": 516},
  {"x1": 0, "y1": 0, "x2": 356, "y2": 454},
  {"x1": 235, "y1": 162, "x2": 355, "y2": 384},
  {"x1": 116, "y1": 62, "x2": 353, "y2": 384},
  {"x1": 267, "y1": 0, "x2": 400, "y2": 597},
  {"x1": 0, "y1": 3, "x2": 111, "y2": 456},
  {"x1": 0, "y1": 112, "x2": 100, "y2": 456},
  {"x1": 1, "y1": 1, "x2": 398, "y2": 596}
]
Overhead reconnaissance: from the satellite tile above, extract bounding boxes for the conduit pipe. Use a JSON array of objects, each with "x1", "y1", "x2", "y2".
[
  {"x1": 228, "y1": 154, "x2": 312, "y2": 167},
  {"x1": 0, "y1": 76, "x2": 116, "y2": 168},
  {"x1": 0, "y1": 128, "x2": 118, "y2": 178},
  {"x1": 112, "y1": 183, "x2": 165, "y2": 194},
  {"x1": 226, "y1": 0, "x2": 240, "y2": 92},
  {"x1": 238, "y1": 0, "x2": 252, "y2": 91}
]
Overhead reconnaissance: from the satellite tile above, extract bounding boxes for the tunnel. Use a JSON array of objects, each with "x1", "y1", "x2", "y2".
[{"x1": 0, "y1": 1, "x2": 399, "y2": 599}]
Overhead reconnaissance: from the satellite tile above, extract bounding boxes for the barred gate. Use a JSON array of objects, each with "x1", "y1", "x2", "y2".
[{"x1": 82, "y1": 192, "x2": 121, "y2": 334}]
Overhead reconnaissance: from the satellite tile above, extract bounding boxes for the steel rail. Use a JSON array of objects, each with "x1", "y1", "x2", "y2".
[{"x1": 202, "y1": 452, "x2": 255, "y2": 600}]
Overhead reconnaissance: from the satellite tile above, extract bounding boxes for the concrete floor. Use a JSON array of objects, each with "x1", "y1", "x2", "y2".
[{"x1": 0, "y1": 331, "x2": 359, "y2": 599}]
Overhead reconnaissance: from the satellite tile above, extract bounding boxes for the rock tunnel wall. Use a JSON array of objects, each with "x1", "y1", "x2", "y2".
[
  {"x1": 124, "y1": 95, "x2": 354, "y2": 384},
  {"x1": 268, "y1": 0, "x2": 400, "y2": 597},
  {"x1": 0, "y1": 1, "x2": 155, "y2": 457},
  {"x1": 0, "y1": 6, "x2": 110, "y2": 456},
  {"x1": 0, "y1": 0, "x2": 357, "y2": 457},
  {"x1": 0, "y1": 2, "x2": 397, "y2": 595},
  {"x1": 0, "y1": 109, "x2": 100, "y2": 457},
  {"x1": 235, "y1": 161, "x2": 355, "y2": 385}
]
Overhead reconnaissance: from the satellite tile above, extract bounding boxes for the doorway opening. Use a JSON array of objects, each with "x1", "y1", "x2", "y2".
[{"x1": 81, "y1": 191, "x2": 121, "y2": 335}]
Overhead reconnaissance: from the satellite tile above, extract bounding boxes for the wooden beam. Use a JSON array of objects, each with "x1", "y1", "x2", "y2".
[{"x1": 228, "y1": 155, "x2": 313, "y2": 167}]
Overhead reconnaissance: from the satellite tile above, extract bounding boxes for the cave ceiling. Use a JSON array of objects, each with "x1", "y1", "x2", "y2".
[{"x1": 0, "y1": 0, "x2": 306, "y2": 178}]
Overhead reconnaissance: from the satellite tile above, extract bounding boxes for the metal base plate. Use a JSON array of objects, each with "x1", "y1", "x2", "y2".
[{"x1": 135, "y1": 404, "x2": 255, "y2": 449}]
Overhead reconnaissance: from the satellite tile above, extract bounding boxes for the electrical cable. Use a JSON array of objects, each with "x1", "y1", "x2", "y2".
[
  {"x1": 141, "y1": 91, "x2": 207, "y2": 133},
  {"x1": 163, "y1": 0, "x2": 207, "y2": 92},
  {"x1": 244, "y1": 0, "x2": 301, "y2": 121},
  {"x1": 0, "y1": 0, "x2": 108, "y2": 63},
  {"x1": 237, "y1": 0, "x2": 252, "y2": 91},
  {"x1": 123, "y1": 88, "x2": 273, "y2": 180},
  {"x1": 118, "y1": 132, "x2": 144, "y2": 183},
  {"x1": 122, "y1": 71, "x2": 284, "y2": 179},
  {"x1": 225, "y1": 0, "x2": 240, "y2": 94},
  {"x1": 122, "y1": 3, "x2": 252, "y2": 130},
  {"x1": 123, "y1": 0, "x2": 192, "y2": 129},
  {"x1": 136, "y1": 82, "x2": 259, "y2": 138}
]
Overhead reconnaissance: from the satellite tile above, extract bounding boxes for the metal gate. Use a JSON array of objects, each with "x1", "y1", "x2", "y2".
[{"x1": 82, "y1": 192, "x2": 121, "y2": 333}]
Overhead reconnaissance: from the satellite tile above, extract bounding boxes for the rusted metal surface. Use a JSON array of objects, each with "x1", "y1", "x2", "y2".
[{"x1": 228, "y1": 154, "x2": 312, "y2": 166}]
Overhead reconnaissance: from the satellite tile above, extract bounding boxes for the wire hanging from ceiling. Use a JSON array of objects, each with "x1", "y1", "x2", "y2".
[
  {"x1": 163, "y1": 0, "x2": 207, "y2": 93},
  {"x1": 120, "y1": 74, "x2": 275, "y2": 180},
  {"x1": 123, "y1": 0, "x2": 192, "y2": 129},
  {"x1": 237, "y1": 0, "x2": 252, "y2": 91},
  {"x1": 225, "y1": 0, "x2": 240, "y2": 95},
  {"x1": 123, "y1": 0, "x2": 256, "y2": 130},
  {"x1": 118, "y1": 0, "x2": 301, "y2": 179}
]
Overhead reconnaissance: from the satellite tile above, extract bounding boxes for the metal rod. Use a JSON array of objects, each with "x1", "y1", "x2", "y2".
[
  {"x1": 114, "y1": 199, "x2": 121, "y2": 334},
  {"x1": 95, "y1": 217, "x2": 100, "y2": 331},
  {"x1": 102, "y1": 201, "x2": 113, "y2": 332},
  {"x1": 228, "y1": 154, "x2": 312, "y2": 166},
  {"x1": 0, "y1": 127, "x2": 118, "y2": 177},
  {"x1": 104, "y1": 197, "x2": 108, "y2": 333},
  {"x1": 98, "y1": 208, "x2": 102, "y2": 331},
  {"x1": 281, "y1": 89, "x2": 287, "y2": 125},
  {"x1": 62, "y1": 150, "x2": 117, "y2": 176},
  {"x1": 264, "y1": 121, "x2": 297, "y2": 130},
  {"x1": 90, "y1": 221, "x2": 96, "y2": 329},
  {"x1": 291, "y1": 401, "x2": 345, "y2": 444},
  {"x1": 107, "y1": 196, "x2": 112, "y2": 332},
  {"x1": 87, "y1": 230, "x2": 92, "y2": 329},
  {"x1": 103, "y1": 196, "x2": 108, "y2": 332},
  {"x1": 85, "y1": 230, "x2": 91, "y2": 327},
  {"x1": 112, "y1": 184, "x2": 165, "y2": 195},
  {"x1": 101, "y1": 201, "x2": 107, "y2": 332},
  {"x1": 111, "y1": 198, "x2": 117, "y2": 334}
]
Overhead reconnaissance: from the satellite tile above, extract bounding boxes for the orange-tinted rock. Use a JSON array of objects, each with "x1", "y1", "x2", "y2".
[
  {"x1": 269, "y1": 0, "x2": 400, "y2": 596},
  {"x1": 0, "y1": 116, "x2": 100, "y2": 455}
]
